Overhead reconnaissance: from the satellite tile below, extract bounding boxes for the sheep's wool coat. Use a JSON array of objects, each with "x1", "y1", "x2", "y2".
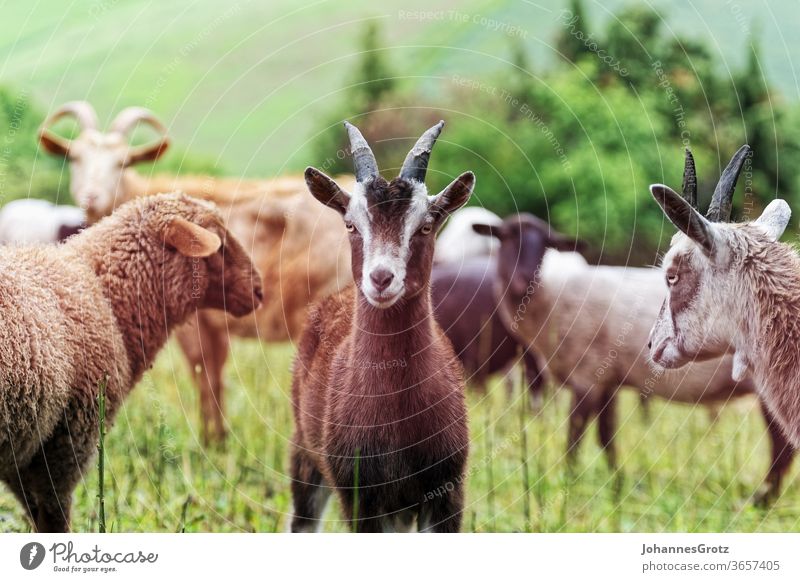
[{"x1": 0, "y1": 193, "x2": 221, "y2": 500}]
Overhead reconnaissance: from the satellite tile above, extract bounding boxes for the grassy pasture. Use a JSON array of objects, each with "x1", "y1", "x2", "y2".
[{"x1": 1, "y1": 339, "x2": 798, "y2": 533}]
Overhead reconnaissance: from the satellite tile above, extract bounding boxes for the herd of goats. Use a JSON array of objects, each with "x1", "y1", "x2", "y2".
[{"x1": 0, "y1": 101, "x2": 798, "y2": 533}]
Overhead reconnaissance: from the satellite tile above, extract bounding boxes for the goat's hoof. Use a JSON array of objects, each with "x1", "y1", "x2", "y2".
[{"x1": 752, "y1": 487, "x2": 778, "y2": 509}]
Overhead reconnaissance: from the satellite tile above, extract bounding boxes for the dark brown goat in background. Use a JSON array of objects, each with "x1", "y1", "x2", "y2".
[
  {"x1": 290, "y1": 121, "x2": 473, "y2": 532},
  {"x1": 431, "y1": 256, "x2": 544, "y2": 406}
]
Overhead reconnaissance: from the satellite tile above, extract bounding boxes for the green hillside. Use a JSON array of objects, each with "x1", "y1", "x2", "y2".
[{"x1": 1, "y1": 0, "x2": 796, "y2": 177}]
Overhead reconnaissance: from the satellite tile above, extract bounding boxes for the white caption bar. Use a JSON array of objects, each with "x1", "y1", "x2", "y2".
[{"x1": 0, "y1": 533, "x2": 797, "y2": 580}]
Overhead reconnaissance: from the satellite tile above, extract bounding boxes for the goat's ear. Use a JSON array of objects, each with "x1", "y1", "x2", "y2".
[
  {"x1": 753, "y1": 199, "x2": 792, "y2": 242},
  {"x1": 39, "y1": 129, "x2": 71, "y2": 157},
  {"x1": 548, "y1": 230, "x2": 586, "y2": 253},
  {"x1": 650, "y1": 184, "x2": 717, "y2": 257},
  {"x1": 126, "y1": 137, "x2": 170, "y2": 166},
  {"x1": 305, "y1": 166, "x2": 350, "y2": 215},
  {"x1": 431, "y1": 172, "x2": 475, "y2": 216},
  {"x1": 472, "y1": 222, "x2": 502, "y2": 239},
  {"x1": 164, "y1": 217, "x2": 221, "y2": 258}
]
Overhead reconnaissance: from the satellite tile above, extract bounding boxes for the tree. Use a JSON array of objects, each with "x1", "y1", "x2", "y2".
[{"x1": 555, "y1": 0, "x2": 593, "y2": 64}]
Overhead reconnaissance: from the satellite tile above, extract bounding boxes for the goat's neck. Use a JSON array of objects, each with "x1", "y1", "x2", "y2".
[
  {"x1": 121, "y1": 169, "x2": 146, "y2": 205},
  {"x1": 737, "y1": 244, "x2": 800, "y2": 442},
  {"x1": 349, "y1": 287, "x2": 436, "y2": 389}
]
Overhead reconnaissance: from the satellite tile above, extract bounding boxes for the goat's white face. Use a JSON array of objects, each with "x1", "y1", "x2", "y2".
[
  {"x1": 649, "y1": 232, "x2": 737, "y2": 368},
  {"x1": 67, "y1": 131, "x2": 130, "y2": 220},
  {"x1": 345, "y1": 181, "x2": 433, "y2": 308},
  {"x1": 305, "y1": 120, "x2": 475, "y2": 310},
  {"x1": 39, "y1": 102, "x2": 170, "y2": 223},
  {"x1": 649, "y1": 184, "x2": 791, "y2": 380}
]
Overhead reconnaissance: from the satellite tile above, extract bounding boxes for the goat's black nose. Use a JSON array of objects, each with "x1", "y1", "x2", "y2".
[
  {"x1": 647, "y1": 341, "x2": 652, "y2": 350},
  {"x1": 370, "y1": 268, "x2": 394, "y2": 293}
]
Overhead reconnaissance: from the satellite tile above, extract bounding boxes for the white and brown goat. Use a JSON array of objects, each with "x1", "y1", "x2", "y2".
[
  {"x1": 650, "y1": 146, "x2": 800, "y2": 451},
  {"x1": 473, "y1": 148, "x2": 793, "y2": 504},
  {"x1": 290, "y1": 121, "x2": 473, "y2": 532}
]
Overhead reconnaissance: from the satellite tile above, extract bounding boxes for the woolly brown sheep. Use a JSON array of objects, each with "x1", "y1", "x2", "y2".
[{"x1": 0, "y1": 192, "x2": 262, "y2": 532}]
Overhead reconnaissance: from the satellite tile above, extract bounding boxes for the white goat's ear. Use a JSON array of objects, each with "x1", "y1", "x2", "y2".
[
  {"x1": 431, "y1": 172, "x2": 475, "y2": 216},
  {"x1": 753, "y1": 199, "x2": 792, "y2": 242},
  {"x1": 39, "y1": 129, "x2": 71, "y2": 157},
  {"x1": 125, "y1": 137, "x2": 170, "y2": 166},
  {"x1": 650, "y1": 184, "x2": 718, "y2": 257},
  {"x1": 305, "y1": 166, "x2": 350, "y2": 215},
  {"x1": 165, "y1": 217, "x2": 221, "y2": 258}
]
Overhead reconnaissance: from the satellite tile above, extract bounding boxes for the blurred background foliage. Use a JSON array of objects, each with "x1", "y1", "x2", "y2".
[
  {"x1": 313, "y1": 3, "x2": 800, "y2": 263},
  {"x1": 1, "y1": 0, "x2": 798, "y2": 263}
]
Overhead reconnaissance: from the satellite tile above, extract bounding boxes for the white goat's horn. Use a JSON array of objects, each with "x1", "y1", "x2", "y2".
[
  {"x1": 109, "y1": 106, "x2": 168, "y2": 137},
  {"x1": 40, "y1": 101, "x2": 99, "y2": 132}
]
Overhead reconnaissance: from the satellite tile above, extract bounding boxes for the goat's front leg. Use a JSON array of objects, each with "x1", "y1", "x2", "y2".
[
  {"x1": 337, "y1": 493, "x2": 383, "y2": 532},
  {"x1": 596, "y1": 387, "x2": 619, "y2": 471},
  {"x1": 176, "y1": 315, "x2": 230, "y2": 444},
  {"x1": 419, "y1": 481, "x2": 464, "y2": 533},
  {"x1": 289, "y1": 445, "x2": 332, "y2": 532},
  {"x1": 566, "y1": 388, "x2": 602, "y2": 466},
  {"x1": 755, "y1": 400, "x2": 794, "y2": 507}
]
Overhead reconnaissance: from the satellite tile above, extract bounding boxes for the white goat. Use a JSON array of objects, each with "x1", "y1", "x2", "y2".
[
  {"x1": 649, "y1": 145, "x2": 800, "y2": 451},
  {"x1": 435, "y1": 206, "x2": 502, "y2": 264}
]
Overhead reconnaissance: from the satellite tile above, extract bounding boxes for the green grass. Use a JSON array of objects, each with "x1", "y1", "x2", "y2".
[{"x1": 1, "y1": 339, "x2": 798, "y2": 532}]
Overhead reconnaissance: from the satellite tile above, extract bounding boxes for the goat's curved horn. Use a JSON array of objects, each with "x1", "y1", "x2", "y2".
[
  {"x1": 706, "y1": 144, "x2": 751, "y2": 222},
  {"x1": 344, "y1": 121, "x2": 379, "y2": 183},
  {"x1": 400, "y1": 120, "x2": 445, "y2": 183},
  {"x1": 109, "y1": 106, "x2": 168, "y2": 136},
  {"x1": 39, "y1": 101, "x2": 99, "y2": 153},
  {"x1": 41, "y1": 101, "x2": 99, "y2": 132},
  {"x1": 681, "y1": 148, "x2": 698, "y2": 210}
]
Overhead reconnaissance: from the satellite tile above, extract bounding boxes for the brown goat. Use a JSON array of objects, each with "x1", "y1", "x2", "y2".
[
  {"x1": 40, "y1": 102, "x2": 354, "y2": 441},
  {"x1": 290, "y1": 121, "x2": 473, "y2": 532}
]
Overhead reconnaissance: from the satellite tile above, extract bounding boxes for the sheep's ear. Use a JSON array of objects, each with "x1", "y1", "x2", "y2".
[
  {"x1": 431, "y1": 172, "x2": 475, "y2": 217},
  {"x1": 753, "y1": 199, "x2": 792, "y2": 242},
  {"x1": 39, "y1": 129, "x2": 71, "y2": 157},
  {"x1": 165, "y1": 217, "x2": 221, "y2": 258},
  {"x1": 305, "y1": 166, "x2": 350, "y2": 214},
  {"x1": 650, "y1": 184, "x2": 717, "y2": 257},
  {"x1": 472, "y1": 223, "x2": 503, "y2": 239}
]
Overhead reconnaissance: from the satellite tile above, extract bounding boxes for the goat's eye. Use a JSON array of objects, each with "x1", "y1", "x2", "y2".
[
  {"x1": 420, "y1": 223, "x2": 433, "y2": 235},
  {"x1": 667, "y1": 273, "x2": 679, "y2": 286},
  {"x1": 345, "y1": 222, "x2": 355, "y2": 233}
]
